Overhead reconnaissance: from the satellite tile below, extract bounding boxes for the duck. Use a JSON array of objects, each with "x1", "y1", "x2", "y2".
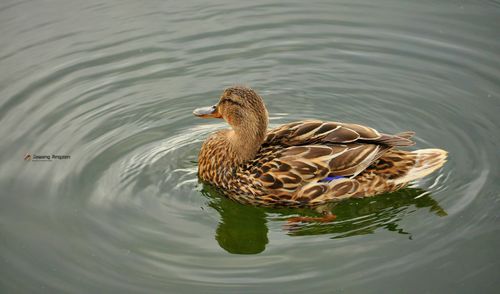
[{"x1": 193, "y1": 86, "x2": 447, "y2": 210}]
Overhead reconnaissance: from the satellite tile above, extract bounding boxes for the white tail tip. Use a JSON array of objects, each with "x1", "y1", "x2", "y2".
[{"x1": 392, "y1": 148, "x2": 447, "y2": 185}]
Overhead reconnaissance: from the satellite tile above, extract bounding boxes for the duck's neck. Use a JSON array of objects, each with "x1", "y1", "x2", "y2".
[
  {"x1": 227, "y1": 123, "x2": 267, "y2": 165},
  {"x1": 198, "y1": 118, "x2": 268, "y2": 187}
]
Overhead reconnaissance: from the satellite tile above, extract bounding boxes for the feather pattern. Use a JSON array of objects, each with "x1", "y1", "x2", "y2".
[{"x1": 195, "y1": 87, "x2": 447, "y2": 208}]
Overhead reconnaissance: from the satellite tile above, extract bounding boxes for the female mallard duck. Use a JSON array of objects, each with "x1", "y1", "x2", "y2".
[{"x1": 194, "y1": 86, "x2": 447, "y2": 209}]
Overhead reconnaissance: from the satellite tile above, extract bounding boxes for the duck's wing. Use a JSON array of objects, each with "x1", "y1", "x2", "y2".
[
  {"x1": 247, "y1": 120, "x2": 417, "y2": 205},
  {"x1": 263, "y1": 120, "x2": 415, "y2": 147},
  {"x1": 252, "y1": 143, "x2": 389, "y2": 196}
]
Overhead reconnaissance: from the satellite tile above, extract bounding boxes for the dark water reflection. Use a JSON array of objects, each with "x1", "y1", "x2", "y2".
[{"x1": 203, "y1": 185, "x2": 446, "y2": 254}]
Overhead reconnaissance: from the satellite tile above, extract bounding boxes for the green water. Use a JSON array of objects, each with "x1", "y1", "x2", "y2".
[{"x1": 1, "y1": 0, "x2": 500, "y2": 293}]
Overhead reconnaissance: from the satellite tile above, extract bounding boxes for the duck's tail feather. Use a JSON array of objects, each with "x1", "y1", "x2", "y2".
[
  {"x1": 395, "y1": 131, "x2": 415, "y2": 140},
  {"x1": 390, "y1": 148, "x2": 447, "y2": 185},
  {"x1": 377, "y1": 132, "x2": 416, "y2": 147}
]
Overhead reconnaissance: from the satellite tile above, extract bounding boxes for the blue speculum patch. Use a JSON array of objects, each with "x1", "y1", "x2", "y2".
[{"x1": 319, "y1": 176, "x2": 345, "y2": 182}]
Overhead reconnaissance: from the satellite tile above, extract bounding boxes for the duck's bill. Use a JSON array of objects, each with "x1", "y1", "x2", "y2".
[{"x1": 193, "y1": 105, "x2": 222, "y2": 118}]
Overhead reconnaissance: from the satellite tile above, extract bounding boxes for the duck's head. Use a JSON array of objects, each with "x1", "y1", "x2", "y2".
[
  {"x1": 193, "y1": 86, "x2": 268, "y2": 135},
  {"x1": 193, "y1": 86, "x2": 269, "y2": 163}
]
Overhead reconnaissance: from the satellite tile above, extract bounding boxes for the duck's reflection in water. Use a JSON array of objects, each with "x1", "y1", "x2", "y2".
[{"x1": 201, "y1": 185, "x2": 446, "y2": 254}]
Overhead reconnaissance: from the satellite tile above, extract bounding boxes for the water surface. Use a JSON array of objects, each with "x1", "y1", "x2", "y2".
[{"x1": 1, "y1": 0, "x2": 500, "y2": 293}]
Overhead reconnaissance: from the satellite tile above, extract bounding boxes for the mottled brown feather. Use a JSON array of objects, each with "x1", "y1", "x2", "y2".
[{"x1": 196, "y1": 87, "x2": 446, "y2": 208}]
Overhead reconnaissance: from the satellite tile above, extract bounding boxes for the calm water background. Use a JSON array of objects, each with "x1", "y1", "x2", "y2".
[{"x1": 1, "y1": 0, "x2": 500, "y2": 293}]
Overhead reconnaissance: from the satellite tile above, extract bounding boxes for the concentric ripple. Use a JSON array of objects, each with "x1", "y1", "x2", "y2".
[{"x1": 1, "y1": 0, "x2": 499, "y2": 293}]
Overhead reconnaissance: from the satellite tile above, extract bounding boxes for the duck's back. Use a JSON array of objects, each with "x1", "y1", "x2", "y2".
[{"x1": 228, "y1": 121, "x2": 446, "y2": 207}]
